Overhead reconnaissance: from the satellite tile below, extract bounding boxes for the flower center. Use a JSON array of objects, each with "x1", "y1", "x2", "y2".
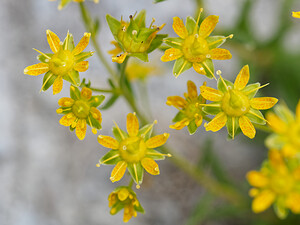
[
  {"x1": 182, "y1": 35, "x2": 209, "y2": 63},
  {"x1": 288, "y1": 122, "x2": 300, "y2": 148},
  {"x1": 270, "y1": 174, "x2": 294, "y2": 194},
  {"x1": 119, "y1": 137, "x2": 147, "y2": 163},
  {"x1": 72, "y1": 100, "x2": 90, "y2": 119},
  {"x1": 185, "y1": 101, "x2": 202, "y2": 119},
  {"x1": 221, "y1": 89, "x2": 250, "y2": 117},
  {"x1": 49, "y1": 49, "x2": 74, "y2": 76}
]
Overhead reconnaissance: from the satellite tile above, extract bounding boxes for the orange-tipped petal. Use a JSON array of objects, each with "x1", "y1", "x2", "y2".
[
  {"x1": 209, "y1": 48, "x2": 232, "y2": 60},
  {"x1": 98, "y1": 135, "x2": 119, "y2": 149},
  {"x1": 24, "y1": 63, "x2": 49, "y2": 76},
  {"x1": 200, "y1": 85, "x2": 223, "y2": 102},
  {"x1": 112, "y1": 52, "x2": 128, "y2": 64},
  {"x1": 146, "y1": 133, "x2": 169, "y2": 148},
  {"x1": 127, "y1": 113, "x2": 139, "y2": 137},
  {"x1": 252, "y1": 190, "x2": 275, "y2": 213},
  {"x1": 74, "y1": 61, "x2": 89, "y2": 72},
  {"x1": 58, "y1": 97, "x2": 74, "y2": 107},
  {"x1": 187, "y1": 80, "x2": 198, "y2": 99},
  {"x1": 72, "y1": 32, "x2": 91, "y2": 55},
  {"x1": 246, "y1": 171, "x2": 269, "y2": 188},
  {"x1": 59, "y1": 113, "x2": 76, "y2": 126},
  {"x1": 53, "y1": 76, "x2": 63, "y2": 95},
  {"x1": 81, "y1": 87, "x2": 92, "y2": 100},
  {"x1": 161, "y1": 48, "x2": 183, "y2": 62},
  {"x1": 141, "y1": 158, "x2": 160, "y2": 175},
  {"x1": 166, "y1": 96, "x2": 187, "y2": 108},
  {"x1": 239, "y1": 116, "x2": 256, "y2": 139},
  {"x1": 266, "y1": 112, "x2": 287, "y2": 134},
  {"x1": 205, "y1": 112, "x2": 227, "y2": 132},
  {"x1": 46, "y1": 30, "x2": 61, "y2": 53},
  {"x1": 172, "y1": 17, "x2": 188, "y2": 39},
  {"x1": 292, "y1": 11, "x2": 300, "y2": 18},
  {"x1": 234, "y1": 65, "x2": 250, "y2": 90},
  {"x1": 90, "y1": 107, "x2": 102, "y2": 122},
  {"x1": 199, "y1": 15, "x2": 219, "y2": 38},
  {"x1": 76, "y1": 119, "x2": 87, "y2": 140},
  {"x1": 193, "y1": 63, "x2": 206, "y2": 75},
  {"x1": 250, "y1": 97, "x2": 278, "y2": 110},
  {"x1": 110, "y1": 161, "x2": 127, "y2": 183}
]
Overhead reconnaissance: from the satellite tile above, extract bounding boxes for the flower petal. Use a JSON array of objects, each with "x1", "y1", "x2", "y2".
[
  {"x1": 252, "y1": 190, "x2": 275, "y2": 213},
  {"x1": 72, "y1": 32, "x2": 91, "y2": 55},
  {"x1": 76, "y1": 119, "x2": 87, "y2": 140},
  {"x1": 187, "y1": 80, "x2": 198, "y2": 99},
  {"x1": 81, "y1": 87, "x2": 92, "y2": 100},
  {"x1": 146, "y1": 133, "x2": 169, "y2": 149},
  {"x1": 292, "y1": 11, "x2": 300, "y2": 18},
  {"x1": 53, "y1": 76, "x2": 63, "y2": 95},
  {"x1": 46, "y1": 30, "x2": 61, "y2": 53},
  {"x1": 250, "y1": 97, "x2": 278, "y2": 110},
  {"x1": 141, "y1": 158, "x2": 160, "y2": 175},
  {"x1": 74, "y1": 61, "x2": 89, "y2": 72},
  {"x1": 166, "y1": 96, "x2": 187, "y2": 108},
  {"x1": 112, "y1": 52, "x2": 128, "y2": 64},
  {"x1": 205, "y1": 112, "x2": 227, "y2": 132},
  {"x1": 161, "y1": 48, "x2": 183, "y2": 62},
  {"x1": 59, "y1": 113, "x2": 76, "y2": 126},
  {"x1": 24, "y1": 63, "x2": 49, "y2": 76},
  {"x1": 286, "y1": 192, "x2": 300, "y2": 213},
  {"x1": 193, "y1": 63, "x2": 206, "y2": 75},
  {"x1": 246, "y1": 171, "x2": 269, "y2": 188},
  {"x1": 58, "y1": 97, "x2": 74, "y2": 107},
  {"x1": 90, "y1": 107, "x2": 102, "y2": 122},
  {"x1": 209, "y1": 48, "x2": 232, "y2": 60},
  {"x1": 98, "y1": 135, "x2": 119, "y2": 149},
  {"x1": 169, "y1": 118, "x2": 189, "y2": 130},
  {"x1": 172, "y1": 17, "x2": 188, "y2": 39},
  {"x1": 110, "y1": 161, "x2": 127, "y2": 183},
  {"x1": 266, "y1": 112, "x2": 287, "y2": 134},
  {"x1": 239, "y1": 116, "x2": 256, "y2": 139},
  {"x1": 200, "y1": 85, "x2": 223, "y2": 102},
  {"x1": 199, "y1": 15, "x2": 219, "y2": 38},
  {"x1": 234, "y1": 65, "x2": 250, "y2": 90},
  {"x1": 127, "y1": 113, "x2": 139, "y2": 137},
  {"x1": 296, "y1": 100, "x2": 300, "y2": 120}
]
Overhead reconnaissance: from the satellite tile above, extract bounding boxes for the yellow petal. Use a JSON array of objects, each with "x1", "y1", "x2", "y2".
[
  {"x1": 166, "y1": 96, "x2": 187, "y2": 108},
  {"x1": 199, "y1": 15, "x2": 219, "y2": 38},
  {"x1": 72, "y1": 32, "x2": 91, "y2": 55},
  {"x1": 98, "y1": 135, "x2": 119, "y2": 149},
  {"x1": 146, "y1": 133, "x2": 169, "y2": 148},
  {"x1": 246, "y1": 171, "x2": 269, "y2": 188},
  {"x1": 127, "y1": 113, "x2": 139, "y2": 137},
  {"x1": 172, "y1": 17, "x2": 188, "y2": 39},
  {"x1": 296, "y1": 100, "x2": 300, "y2": 119},
  {"x1": 292, "y1": 11, "x2": 300, "y2": 18},
  {"x1": 76, "y1": 119, "x2": 87, "y2": 140},
  {"x1": 200, "y1": 85, "x2": 223, "y2": 102},
  {"x1": 90, "y1": 107, "x2": 102, "y2": 122},
  {"x1": 268, "y1": 149, "x2": 287, "y2": 173},
  {"x1": 250, "y1": 97, "x2": 278, "y2": 110},
  {"x1": 53, "y1": 76, "x2": 63, "y2": 95},
  {"x1": 141, "y1": 158, "x2": 160, "y2": 175},
  {"x1": 193, "y1": 63, "x2": 206, "y2": 75},
  {"x1": 58, "y1": 97, "x2": 74, "y2": 107},
  {"x1": 209, "y1": 48, "x2": 232, "y2": 60},
  {"x1": 239, "y1": 116, "x2": 256, "y2": 139},
  {"x1": 108, "y1": 41, "x2": 122, "y2": 56},
  {"x1": 234, "y1": 65, "x2": 250, "y2": 90},
  {"x1": 112, "y1": 52, "x2": 128, "y2": 64},
  {"x1": 161, "y1": 48, "x2": 183, "y2": 62},
  {"x1": 282, "y1": 144, "x2": 298, "y2": 158},
  {"x1": 24, "y1": 63, "x2": 49, "y2": 76},
  {"x1": 110, "y1": 161, "x2": 127, "y2": 183},
  {"x1": 117, "y1": 188, "x2": 129, "y2": 201},
  {"x1": 169, "y1": 118, "x2": 189, "y2": 130},
  {"x1": 59, "y1": 113, "x2": 76, "y2": 126},
  {"x1": 252, "y1": 190, "x2": 275, "y2": 213},
  {"x1": 81, "y1": 87, "x2": 92, "y2": 100},
  {"x1": 46, "y1": 30, "x2": 61, "y2": 53},
  {"x1": 266, "y1": 112, "x2": 287, "y2": 134},
  {"x1": 123, "y1": 205, "x2": 134, "y2": 222},
  {"x1": 195, "y1": 115, "x2": 203, "y2": 127},
  {"x1": 205, "y1": 112, "x2": 227, "y2": 132},
  {"x1": 187, "y1": 80, "x2": 198, "y2": 99},
  {"x1": 74, "y1": 61, "x2": 89, "y2": 72},
  {"x1": 286, "y1": 192, "x2": 300, "y2": 213}
]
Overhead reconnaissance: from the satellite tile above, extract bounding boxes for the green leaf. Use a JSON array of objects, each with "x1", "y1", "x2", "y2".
[
  {"x1": 202, "y1": 104, "x2": 221, "y2": 115},
  {"x1": 134, "y1": 10, "x2": 146, "y2": 28},
  {"x1": 186, "y1": 16, "x2": 196, "y2": 35},
  {"x1": 42, "y1": 72, "x2": 56, "y2": 92},
  {"x1": 128, "y1": 162, "x2": 144, "y2": 186},
  {"x1": 201, "y1": 59, "x2": 215, "y2": 79},
  {"x1": 63, "y1": 32, "x2": 75, "y2": 51},
  {"x1": 207, "y1": 36, "x2": 226, "y2": 49},
  {"x1": 172, "y1": 111, "x2": 185, "y2": 122},
  {"x1": 100, "y1": 94, "x2": 119, "y2": 110},
  {"x1": 106, "y1": 14, "x2": 121, "y2": 37},
  {"x1": 164, "y1": 37, "x2": 184, "y2": 48},
  {"x1": 70, "y1": 85, "x2": 81, "y2": 100},
  {"x1": 147, "y1": 34, "x2": 168, "y2": 53},
  {"x1": 138, "y1": 124, "x2": 153, "y2": 140},
  {"x1": 100, "y1": 150, "x2": 122, "y2": 165},
  {"x1": 226, "y1": 117, "x2": 239, "y2": 139},
  {"x1": 173, "y1": 57, "x2": 192, "y2": 77},
  {"x1": 74, "y1": 51, "x2": 94, "y2": 63},
  {"x1": 242, "y1": 82, "x2": 260, "y2": 99},
  {"x1": 217, "y1": 78, "x2": 233, "y2": 93},
  {"x1": 112, "y1": 126, "x2": 128, "y2": 142},
  {"x1": 63, "y1": 70, "x2": 80, "y2": 86},
  {"x1": 130, "y1": 53, "x2": 148, "y2": 62},
  {"x1": 145, "y1": 149, "x2": 165, "y2": 160},
  {"x1": 245, "y1": 108, "x2": 266, "y2": 125},
  {"x1": 37, "y1": 53, "x2": 53, "y2": 63},
  {"x1": 90, "y1": 95, "x2": 105, "y2": 107},
  {"x1": 187, "y1": 120, "x2": 198, "y2": 135}
]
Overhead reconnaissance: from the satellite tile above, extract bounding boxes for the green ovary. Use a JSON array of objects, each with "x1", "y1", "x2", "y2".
[
  {"x1": 221, "y1": 90, "x2": 250, "y2": 117},
  {"x1": 182, "y1": 35, "x2": 209, "y2": 63},
  {"x1": 72, "y1": 100, "x2": 90, "y2": 119},
  {"x1": 49, "y1": 50, "x2": 74, "y2": 75},
  {"x1": 185, "y1": 101, "x2": 201, "y2": 119},
  {"x1": 119, "y1": 137, "x2": 146, "y2": 163}
]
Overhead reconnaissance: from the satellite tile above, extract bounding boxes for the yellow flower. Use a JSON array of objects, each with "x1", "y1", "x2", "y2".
[
  {"x1": 266, "y1": 100, "x2": 300, "y2": 158},
  {"x1": 97, "y1": 113, "x2": 171, "y2": 188},
  {"x1": 126, "y1": 60, "x2": 160, "y2": 81},
  {"x1": 161, "y1": 8, "x2": 233, "y2": 78},
  {"x1": 247, "y1": 149, "x2": 300, "y2": 219},
  {"x1": 166, "y1": 80, "x2": 206, "y2": 134},
  {"x1": 108, "y1": 186, "x2": 144, "y2": 223},
  {"x1": 200, "y1": 65, "x2": 278, "y2": 139},
  {"x1": 106, "y1": 10, "x2": 166, "y2": 63},
  {"x1": 49, "y1": 0, "x2": 99, "y2": 10},
  {"x1": 292, "y1": 11, "x2": 300, "y2": 18},
  {"x1": 56, "y1": 86, "x2": 105, "y2": 140},
  {"x1": 24, "y1": 30, "x2": 93, "y2": 95}
]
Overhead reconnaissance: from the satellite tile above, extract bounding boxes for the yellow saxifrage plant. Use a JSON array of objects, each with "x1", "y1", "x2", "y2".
[
  {"x1": 167, "y1": 80, "x2": 206, "y2": 134},
  {"x1": 24, "y1": 30, "x2": 93, "y2": 95},
  {"x1": 247, "y1": 149, "x2": 300, "y2": 219},
  {"x1": 56, "y1": 86, "x2": 105, "y2": 140},
  {"x1": 49, "y1": 0, "x2": 99, "y2": 10},
  {"x1": 108, "y1": 186, "x2": 144, "y2": 223},
  {"x1": 97, "y1": 113, "x2": 171, "y2": 188},
  {"x1": 161, "y1": 8, "x2": 233, "y2": 78},
  {"x1": 266, "y1": 100, "x2": 300, "y2": 158},
  {"x1": 200, "y1": 65, "x2": 278, "y2": 139}
]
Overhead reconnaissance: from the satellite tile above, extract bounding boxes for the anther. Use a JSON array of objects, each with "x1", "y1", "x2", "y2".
[
  {"x1": 136, "y1": 184, "x2": 140, "y2": 189},
  {"x1": 96, "y1": 163, "x2": 100, "y2": 167},
  {"x1": 123, "y1": 146, "x2": 127, "y2": 150},
  {"x1": 92, "y1": 128, "x2": 97, "y2": 134},
  {"x1": 216, "y1": 70, "x2": 222, "y2": 76},
  {"x1": 132, "y1": 30, "x2": 137, "y2": 35},
  {"x1": 110, "y1": 177, "x2": 115, "y2": 181},
  {"x1": 206, "y1": 54, "x2": 211, "y2": 58}
]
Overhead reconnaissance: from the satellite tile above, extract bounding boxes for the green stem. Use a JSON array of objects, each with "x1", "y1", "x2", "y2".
[{"x1": 89, "y1": 87, "x2": 118, "y2": 93}]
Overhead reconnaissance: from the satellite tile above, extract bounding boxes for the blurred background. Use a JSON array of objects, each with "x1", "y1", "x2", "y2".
[{"x1": 1, "y1": 0, "x2": 300, "y2": 224}]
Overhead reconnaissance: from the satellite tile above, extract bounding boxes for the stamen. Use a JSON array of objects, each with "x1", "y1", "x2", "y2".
[
  {"x1": 150, "y1": 18, "x2": 156, "y2": 28},
  {"x1": 88, "y1": 116, "x2": 97, "y2": 135},
  {"x1": 132, "y1": 30, "x2": 137, "y2": 35},
  {"x1": 244, "y1": 83, "x2": 269, "y2": 95},
  {"x1": 113, "y1": 121, "x2": 125, "y2": 140},
  {"x1": 140, "y1": 120, "x2": 157, "y2": 138},
  {"x1": 248, "y1": 111, "x2": 269, "y2": 124},
  {"x1": 202, "y1": 61, "x2": 216, "y2": 80},
  {"x1": 33, "y1": 48, "x2": 51, "y2": 59},
  {"x1": 147, "y1": 152, "x2": 172, "y2": 157},
  {"x1": 96, "y1": 163, "x2": 100, "y2": 167},
  {"x1": 39, "y1": 73, "x2": 54, "y2": 93},
  {"x1": 217, "y1": 70, "x2": 229, "y2": 91},
  {"x1": 208, "y1": 34, "x2": 234, "y2": 48},
  {"x1": 100, "y1": 154, "x2": 120, "y2": 164},
  {"x1": 133, "y1": 163, "x2": 140, "y2": 189},
  {"x1": 193, "y1": 8, "x2": 203, "y2": 34}
]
